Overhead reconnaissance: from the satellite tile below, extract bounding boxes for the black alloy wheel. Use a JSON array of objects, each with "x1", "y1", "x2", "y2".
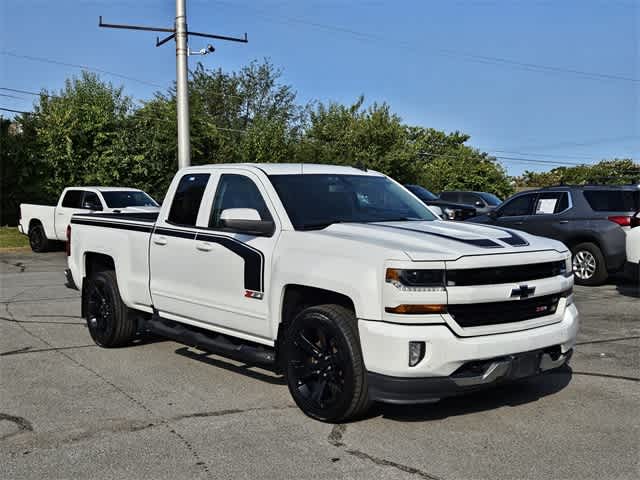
[
  {"x1": 284, "y1": 305, "x2": 370, "y2": 422},
  {"x1": 28, "y1": 225, "x2": 49, "y2": 252}
]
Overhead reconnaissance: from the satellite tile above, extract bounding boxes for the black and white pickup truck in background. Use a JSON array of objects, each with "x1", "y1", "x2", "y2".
[
  {"x1": 66, "y1": 164, "x2": 578, "y2": 422},
  {"x1": 19, "y1": 187, "x2": 159, "y2": 252}
]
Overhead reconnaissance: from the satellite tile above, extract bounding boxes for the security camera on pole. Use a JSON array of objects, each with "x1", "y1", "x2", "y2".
[{"x1": 98, "y1": 0, "x2": 248, "y2": 169}]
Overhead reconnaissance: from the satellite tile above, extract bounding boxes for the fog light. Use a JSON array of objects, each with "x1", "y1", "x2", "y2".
[{"x1": 409, "y1": 341, "x2": 425, "y2": 367}]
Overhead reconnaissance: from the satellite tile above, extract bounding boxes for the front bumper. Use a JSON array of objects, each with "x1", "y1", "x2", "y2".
[
  {"x1": 359, "y1": 303, "x2": 578, "y2": 403},
  {"x1": 368, "y1": 348, "x2": 572, "y2": 404}
]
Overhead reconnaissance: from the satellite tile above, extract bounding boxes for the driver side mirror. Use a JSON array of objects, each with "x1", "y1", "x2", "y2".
[
  {"x1": 474, "y1": 200, "x2": 484, "y2": 207},
  {"x1": 488, "y1": 210, "x2": 499, "y2": 219},
  {"x1": 220, "y1": 208, "x2": 274, "y2": 236}
]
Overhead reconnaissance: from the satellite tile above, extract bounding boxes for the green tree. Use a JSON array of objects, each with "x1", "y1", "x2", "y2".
[{"x1": 516, "y1": 159, "x2": 640, "y2": 187}]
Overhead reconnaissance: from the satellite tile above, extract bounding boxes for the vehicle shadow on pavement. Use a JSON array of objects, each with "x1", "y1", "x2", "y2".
[
  {"x1": 174, "y1": 346, "x2": 286, "y2": 385},
  {"x1": 371, "y1": 367, "x2": 573, "y2": 423},
  {"x1": 615, "y1": 282, "x2": 639, "y2": 298}
]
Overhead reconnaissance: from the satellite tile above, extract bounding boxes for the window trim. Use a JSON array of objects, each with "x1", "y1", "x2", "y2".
[
  {"x1": 166, "y1": 173, "x2": 212, "y2": 228},
  {"x1": 206, "y1": 172, "x2": 277, "y2": 237},
  {"x1": 532, "y1": 191, "x2": 573, "y2": 216}
]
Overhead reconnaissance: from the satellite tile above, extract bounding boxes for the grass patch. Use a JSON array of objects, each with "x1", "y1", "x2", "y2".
[{"x1": 0, "y1": 227, "x2": 30, "y2": 249}]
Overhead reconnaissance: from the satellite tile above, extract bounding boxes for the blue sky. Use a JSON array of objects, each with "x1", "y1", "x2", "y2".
[{"x1": 1, "y1": 0, "x2": 638, "y2": 175}]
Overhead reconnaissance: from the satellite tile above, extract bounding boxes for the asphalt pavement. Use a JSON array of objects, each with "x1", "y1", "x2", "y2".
[{"x1": 1, "y1": 251, "x2": 638, "y2": 480}]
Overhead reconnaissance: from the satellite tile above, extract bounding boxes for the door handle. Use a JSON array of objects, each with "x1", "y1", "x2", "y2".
[
  {"x1": 196, "y1": 242, "x2": 213, "y2": 252},
  {"x1": 153, "y1": 236, "x2": 168, "y2": 246},
  {"x1": 57, "y1": 212, "x2": 65, "y2": 216},
  {"x1": 514, "y1": 221, "x2": 524, "y2": 225},
  {"x1": 559, "y1": 220, "x2": 569, "y2": 224}
]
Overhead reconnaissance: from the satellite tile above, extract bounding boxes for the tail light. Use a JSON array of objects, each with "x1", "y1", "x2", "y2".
[
  {"x1": 607, "y1": 216, "x2": 631, "y2": 227},
  {"x1": 66, "y1": 225, "x2": 71, "y2": 256}
]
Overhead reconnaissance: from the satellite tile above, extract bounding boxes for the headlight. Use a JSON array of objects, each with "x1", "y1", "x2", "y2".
[
  {"x1": 443, "y1": 207, "x2": 456, "y2": 220},
  {"x1": 386, "y1": 268, "x2": 445, "y2": 291},
  {"x1": 563, "y1": 256, "x2": 573, "y2": 277}
]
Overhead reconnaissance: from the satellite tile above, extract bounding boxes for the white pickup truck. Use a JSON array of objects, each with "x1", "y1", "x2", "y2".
[
  {"x1": 67, "y1": 164, "x2": 578, "y2": 422},
  {"x1": 19, "y1": 187, "x2": 159, "y2": 252}
]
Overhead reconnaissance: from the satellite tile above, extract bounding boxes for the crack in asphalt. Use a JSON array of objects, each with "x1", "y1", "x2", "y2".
[
  {"x1": 576, "y1": 335, "x2": 640, "y2": 346},
  {"x1": 0, "y1": 413, "x2": 33, "y2": 440},
  {"x1": 572, "y1": 371, "x2": 640, "y2": 382},
  {"x1": 328, "y1": 424, "x2": 444, "y2": 480},
  {"x1": 0, "y1": 316, "x2": 85, "y2": 326},
  {"x1": 2, "y1": 303, "x2": 211, "y2": 478},
  {"x1": 0, "y1": 344, "x2": 96, "y2": 357}
]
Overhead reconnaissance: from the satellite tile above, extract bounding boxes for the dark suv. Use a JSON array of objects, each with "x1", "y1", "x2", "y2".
[
  {"x1": 439, "y1": 191, "x2": 502, "y2": 215},
  {"x1": 469, "y1": 185, "x2": 640, "y2": 285}
]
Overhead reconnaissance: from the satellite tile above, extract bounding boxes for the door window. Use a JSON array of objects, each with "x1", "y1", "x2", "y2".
[
  {"x1": 210, "y1": 174, "x2": 272, "y2": 228},
  {"x1": 61, "y1": 190, "x2": 83, "y2": 208},
  {"x1": 168, "y1": 174, "x2": 211, "y2": 226},
  {"x1": 439, "y1": 192, "x2": 458, "y2": 202},
  {"x1": 460, "y1": 192, "x2": 481, "y2": 206},
  {"x1": 499, "y1": 194, "x2": 536, "y2": 217},
  {"x1": 534, "y1": 192, "x2": 568, "y2": 215}
]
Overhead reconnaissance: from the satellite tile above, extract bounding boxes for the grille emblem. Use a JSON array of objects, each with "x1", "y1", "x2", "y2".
[{"x1": 511, "y1": 284, "x2": 536, "y2": 299}]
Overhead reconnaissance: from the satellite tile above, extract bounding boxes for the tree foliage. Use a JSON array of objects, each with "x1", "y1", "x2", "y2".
[
  {"x1": 515, "y1": 159, "x2": 640, "y2": 187},
  {"x1": 16, "y1": 59, "x2": 636, "y2": 225}
]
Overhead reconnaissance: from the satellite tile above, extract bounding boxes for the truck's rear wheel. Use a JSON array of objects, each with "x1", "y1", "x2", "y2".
[
  {"x1": 283, "y1": 304, "x2": 370, "y2": 422},
  {"x1": 85, "y1": 270, "x2": 136, "y2": 347},
  {"x1": 28, "y1": 224, "x2": 50, "y2": 253}
]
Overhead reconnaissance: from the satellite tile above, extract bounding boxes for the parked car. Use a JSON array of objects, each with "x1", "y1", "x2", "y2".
[
  {"x1": 439, "y1": 191, "x2": 502, "y2": 215},
  {"x1": 67, "y1": 163, "x2": 577, "y2": 422},
  {"x1": 625, "y1": 210, "x2": 640, "y2": 281},
  {"x1": 19, "y1": 187, "x2": 159, "y2": 252},
  {"x1": 469, "y1": 184, "x2": 640, "y2": 285},
  {"x1": 404, "y1": 184, "x2": 476, "y2": 220}
]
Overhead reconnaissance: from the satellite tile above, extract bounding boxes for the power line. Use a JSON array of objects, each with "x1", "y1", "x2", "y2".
[
  {"x1": 0, "y1": 107, "x2": 30, "y2": 115},
  {"x1": 0, "y1": 51, "x2": 165, "y2": 88},
  {"x1": 208, "y1": 0, "x2": 640, "y2": 84}
]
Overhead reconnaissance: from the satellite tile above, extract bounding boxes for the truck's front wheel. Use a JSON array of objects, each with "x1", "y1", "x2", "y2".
[
  {"x1": 283, "y1": 304, "x2": 370, "y2": 422},
  {"x1": 85, "y1": 271, "x2": 136, "y2": 347}
]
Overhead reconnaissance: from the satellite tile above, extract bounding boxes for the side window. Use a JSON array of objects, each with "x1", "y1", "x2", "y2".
[
  {"x1": 168, "y1": 174, "x2": 210, "y2": 226},
  {"x1": 61, "y1": 190, "x2": 83, "y2": 208},
  {"x1": 440, "y1": 192, "x2": 456, "y2": 202},
  {"x1": 209, "y1": 174, "x2": 273, "y2": 228},
  {"x1": 499, "y1": 194, "x2": 536, "y2": 217},
  {"x1": 82, "y1": 192, "x2": 103, "y2": 210},
  {"x1": 534, "y1": 192, "x2": 568, "y2": 215},
  {"x1": 460, "y1": 192, "x2": 481, "y2": 206}
]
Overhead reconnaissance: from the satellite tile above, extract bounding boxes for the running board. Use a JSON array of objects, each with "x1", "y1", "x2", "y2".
[{"x1": 145, "y1": 313, "x2": 275, "y2": 366}]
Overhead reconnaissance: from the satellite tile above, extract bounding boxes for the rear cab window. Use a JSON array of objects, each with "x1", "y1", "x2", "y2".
[
  {"x1": 168, "y1": 174, "x2": 211, "y2": 226},
  {"x1": 583, "y1": 190, "x2": 639, "y2": 212},
  {"x1": 61, "y1": 190, "x2": 84, "y2": 208}
]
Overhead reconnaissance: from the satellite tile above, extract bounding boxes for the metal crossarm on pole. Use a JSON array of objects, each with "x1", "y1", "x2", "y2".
[{"x1": 98, "y1": 0, "x2": 248, "y2": 169}]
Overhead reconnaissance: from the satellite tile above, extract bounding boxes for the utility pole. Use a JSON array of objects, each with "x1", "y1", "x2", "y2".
[{"x1": 99, "y1": 0, "x2": 247, "y2": 169}]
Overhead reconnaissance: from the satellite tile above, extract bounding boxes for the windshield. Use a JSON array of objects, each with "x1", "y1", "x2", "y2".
[
  {"x1": 102, "y1": 191, "x2": 158, "y2": 208},
  {"x1": 269, "y1": 174, "x2": 437, "y2": 229},
  {"x1": 478, "y1": 192, "x2": 502, "y2": 205},
  {"x1": 405, "y1": 185, "x2": 438, "y2": 201}
]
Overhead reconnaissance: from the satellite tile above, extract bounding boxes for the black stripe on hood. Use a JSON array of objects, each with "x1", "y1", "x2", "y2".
[{"x1": 372, "y1": 224, "x2": 503, "y2": 248}]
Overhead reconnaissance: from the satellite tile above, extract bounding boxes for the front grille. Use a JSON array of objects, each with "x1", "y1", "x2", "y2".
[
  {"x1": 446, "y1": 260, "x2": 566, "y2": 286},
  {"x1": 448, "y1": 291, "x2": 567, "y2": 328}
]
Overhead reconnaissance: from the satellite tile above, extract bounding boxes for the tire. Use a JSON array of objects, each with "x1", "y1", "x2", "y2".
[
  {"x1": 283, "y1": 304, "x2": 370, "y2": 422},
  {"x1": 571, "y1": 242, "x2": 608, "y2": 286},
  {"x1": 84, "y1": 270, "x2": 136, "y2": 347},
  {"x1": 28, "y1": 224, "x2": 50, "y2": 253}
]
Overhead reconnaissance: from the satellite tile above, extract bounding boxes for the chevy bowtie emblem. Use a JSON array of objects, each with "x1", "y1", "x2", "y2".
[{"x1": 511, "y1": 285, "x2": 536, "y2": 299}]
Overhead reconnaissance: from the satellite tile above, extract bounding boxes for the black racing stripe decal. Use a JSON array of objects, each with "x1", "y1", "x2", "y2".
[
  {"x1": 196, "y1": 233, "x2": 264, "y2": 292},
  {"x1": 70, "y1": 218, "x2": 153, "y2": 233},
  {"x1": 154, "y1": 227, "x2": 196, "y2": 240},
  {"x1": 470, "y1": 224, "x2": 530, "y2": 247},
  {"x1": 374, "y1": 224, "x2": 503, "y2": 248}
]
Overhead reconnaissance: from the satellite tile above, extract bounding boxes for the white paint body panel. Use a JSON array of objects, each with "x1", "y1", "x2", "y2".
[{"x1": 68, "y1": 163, "x2": 580, "y2": 376}]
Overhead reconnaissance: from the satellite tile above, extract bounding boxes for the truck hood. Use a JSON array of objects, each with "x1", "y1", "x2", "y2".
[{"x1": 309, "y1": 220, "x2": 567, "y2": 261}]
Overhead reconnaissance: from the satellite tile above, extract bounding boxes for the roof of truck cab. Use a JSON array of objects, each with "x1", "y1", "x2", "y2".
[
  {"x1": 65, "y1": 187, "x2": 144, "y2": 192},
  {"x1": 182, "y1": 163, "x2": 385, "y2": 176}
]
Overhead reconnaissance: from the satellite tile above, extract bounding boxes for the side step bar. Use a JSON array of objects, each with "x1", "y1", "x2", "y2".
[{"x1": 145, "y1": 312, "x2": 276, "y2": 366}]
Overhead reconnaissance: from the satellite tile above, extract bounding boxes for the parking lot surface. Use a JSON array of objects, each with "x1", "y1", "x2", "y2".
[{"x1": 1, "y1": 251, "x2": 638, "y2": 480}]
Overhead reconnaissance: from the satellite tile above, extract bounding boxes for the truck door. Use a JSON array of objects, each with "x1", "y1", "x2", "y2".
[
  {"x1": 149, "y1": 170, "x2": 278, "y2": 341},
  {"x1": 55, "y1": 189, "x2": 86, "y2": 239}
]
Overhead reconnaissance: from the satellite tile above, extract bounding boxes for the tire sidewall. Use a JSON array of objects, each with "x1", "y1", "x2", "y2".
[
  {"x1": 283, "y1": 308, "x2": 360, "y2": 422},
  {"x1": 29, "y1": 225, "x2": 46, "y2": 252},
  {"x1": 572, "y1": 243, "x2": 607, "y2": 286},
  {"x1": 86, "y1": 272, "x2": 120, "y2": 347}
]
